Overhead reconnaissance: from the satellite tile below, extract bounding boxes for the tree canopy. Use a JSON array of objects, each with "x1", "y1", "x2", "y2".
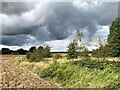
[
  {"x1": 67, "y1": 39, "x2": 78, "y2": 59},
  {"x1": 107, "y1": 17, "x2": 120, "y2": 57}
]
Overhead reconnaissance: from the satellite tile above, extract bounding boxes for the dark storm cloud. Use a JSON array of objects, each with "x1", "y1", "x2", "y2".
[
  {"x1": 2, "y1": 2, "x2": 35, "y2": 15},
  {"x1": 97, "y1": 3, "x2": 118, "y2": 25},
  {"x1": 2, "y1": 24, "x2": 39, "y2": 36},
  {"x1": 1, "y1": 2, "x2": 118, "y2": 46},
  {"x1": 118, "y1": 2, "x2": 120, "y2": 17},
  {"x1": 1, "y1": 35, "x2": 29, "y2": 46}
]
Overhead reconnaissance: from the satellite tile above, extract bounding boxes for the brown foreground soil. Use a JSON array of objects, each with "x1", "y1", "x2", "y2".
[{"x1": 0, "y1": 55, "x2": 60, "y2": 88}]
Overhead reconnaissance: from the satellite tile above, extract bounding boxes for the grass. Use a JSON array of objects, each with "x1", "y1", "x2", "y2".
[
  {"x1": 11, "y1": 55, "x2": 120, "y2": 88},
  {"x1": 38, "y1": 58, "x2": 120, "y2": 88}
]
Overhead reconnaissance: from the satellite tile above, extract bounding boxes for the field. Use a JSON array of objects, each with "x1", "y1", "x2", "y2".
[
  {"x1": 0, "y1": 55, "x2": 60, "y2": 88},
  {"x1": 2, "y1": 54, "x2": 119, "y2": 88},
  {"x1": 1, "y1": 1, "x2": 120, "y2": 89}
]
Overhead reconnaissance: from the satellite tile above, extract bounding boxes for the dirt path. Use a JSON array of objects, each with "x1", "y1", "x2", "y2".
[{"x1": 0, "y1": 56, "x2": 60, "y2": 88}]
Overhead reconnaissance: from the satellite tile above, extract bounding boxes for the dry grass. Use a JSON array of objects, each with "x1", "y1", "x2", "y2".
[{"x1": 1, "y1": 55, "x2": 26, "y2": 61}]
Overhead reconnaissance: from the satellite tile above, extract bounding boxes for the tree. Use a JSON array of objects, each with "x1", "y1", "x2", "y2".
[
  {"x1": 1, "y1": 48, "x2": 12, "y2": 54},
  {"x1": 107, "y1": 17, "x2": 120, "y2": 57},
  {"x1": 27, "y1": 45, "x2": 52, "y2": 62},
  {"x1": 67, "y1": 30, "x2": 85, "y2": 59},
  {"x1": 16, "y1": 48, "x2": 28, "y2": 55},
  {"x1": 94, "y1": 38, "x2": 108, "y2": 57},
  {"x1": 82, "y1": 45, "x2": 89, "y2": 57},
  {"x1": 76, "y1": 30, "x2": 85, "y2": 56},
  {"x1": 43, "y1": 45, "x2": 52, "y2": 58},
  {"x1": 29, "y1": 46, "x2": 36, "y2": 52},
  {"x1": 91, "y1": 38, "x2": 111, "y2": 58},
  {"x1": 38, "y1": 46, "x2": 44, "y2": 50},
  {"x1": 67, "y1": 39, "x2": 78, "y2": 59}
]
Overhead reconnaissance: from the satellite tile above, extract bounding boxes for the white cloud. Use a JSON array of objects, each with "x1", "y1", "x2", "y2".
[
  {"x1": 44, "y1": 39, "x2": 71, "y2": 52},
  {"x1": 73, "y1": 0, "x2": 102, "y2": 10},
  {"x1": 93, "y1": 25, "x2": 109, "y2": 39}
]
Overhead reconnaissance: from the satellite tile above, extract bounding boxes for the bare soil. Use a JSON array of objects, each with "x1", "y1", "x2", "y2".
[{"x1": 0, "y1": 55, "x2": 60, "y2": 88}]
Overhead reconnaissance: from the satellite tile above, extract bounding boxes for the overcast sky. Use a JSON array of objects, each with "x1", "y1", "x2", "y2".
[{"x1": 0, "y1": 1, "x2": 119, "y2": 51}]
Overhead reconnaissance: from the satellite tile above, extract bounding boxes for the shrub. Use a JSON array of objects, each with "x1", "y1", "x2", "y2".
[
  {"x1": 67, "y1": 39, "x2": 78, "y2": 59},
  {"x1": 26, "y1": 45, "x2": 52, "y2": 62}
]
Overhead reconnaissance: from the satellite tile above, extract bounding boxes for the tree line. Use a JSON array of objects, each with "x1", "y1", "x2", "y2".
[
  {"x1": 1, "y1": 46, "x2": 38, "y2": 55},
  {"x1": 0, "y1": 48, "x2": 28, "y2": 55}
]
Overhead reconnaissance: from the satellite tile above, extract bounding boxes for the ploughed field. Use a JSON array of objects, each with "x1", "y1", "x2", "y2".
[
  {"x1": 0, "y1": 55, "x2": 60, "y2": 88},
  {"x1": 0, "y1": 55, "x2": 120, "y2": 88}
]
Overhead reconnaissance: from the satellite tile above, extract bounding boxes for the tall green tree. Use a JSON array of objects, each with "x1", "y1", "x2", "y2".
[
  {"x1": 107, "y1": 17, "x2": 120, "y2": 57},
  {"x1": 67, "y1": 39, "x2": 78, "y2": 59}
]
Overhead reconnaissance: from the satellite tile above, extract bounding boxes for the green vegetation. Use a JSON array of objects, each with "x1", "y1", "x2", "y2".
[
  {"x1": 38, "y1": 58, "x2": 120, "y2": 88},
  {"x1": 108, "y1": 17, "x2": 120, "y2": 57},
  {"x1": 92, "y1": 17, "x2": 120, "y2": 57},
  {"x1": 67, "y1": 30, "x2": 88, "y2": 59},
  {"x1": 26, "y1": 45, "x2": 52, "y2": 62},
  {"x1": 29, "y1": 46, "x2": 36, "y2": 52},
  {"x1": 67, "y1": 39, "x2": 78, "y2": 59},
  {"x1": 92, "y1": 41, "x2": 110, "y2": 58},
  {"x1": 12, "y1": 55, "x2": 120, "y2": 88}
]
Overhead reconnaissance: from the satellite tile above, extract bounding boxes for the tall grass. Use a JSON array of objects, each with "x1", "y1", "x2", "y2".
[{"x1": 38, "y1": 58, "x2": 120, "y2": 88}]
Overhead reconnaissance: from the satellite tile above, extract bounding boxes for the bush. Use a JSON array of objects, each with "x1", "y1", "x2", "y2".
[
  {"x1": 26, "y1": 45, "x2": 52, "y2": 62},
  {"x1": 27, "y1": 50, "x2": 45, "y2": 62}
]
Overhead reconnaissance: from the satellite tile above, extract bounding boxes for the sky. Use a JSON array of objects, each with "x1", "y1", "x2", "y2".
[{"x1": 0, "y1": 0, "x2": 120, "y2": 51}]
